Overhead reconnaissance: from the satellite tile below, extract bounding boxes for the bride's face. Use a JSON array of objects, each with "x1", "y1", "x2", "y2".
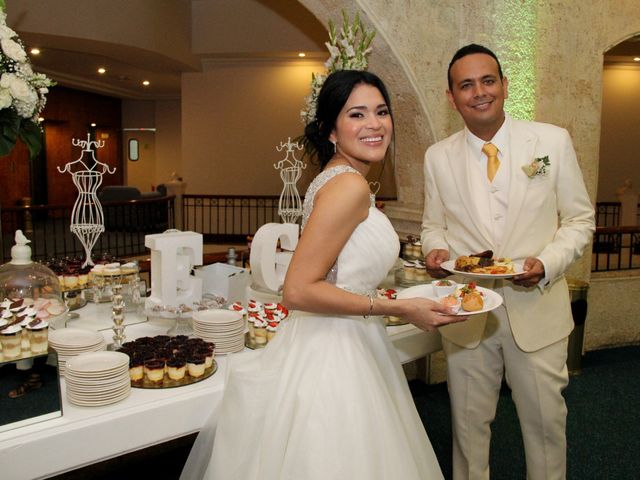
[{"x1": 330, "y1": 83, "x2": 392, "y2": 166}]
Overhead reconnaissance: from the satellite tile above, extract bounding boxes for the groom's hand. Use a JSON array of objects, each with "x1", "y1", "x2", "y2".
[
  {"x1": 512, "y1": 257, "x2": 545, "y2": 287},
  {"x1": 425, "y1": 249, "x2": 450, "y2": 278}
]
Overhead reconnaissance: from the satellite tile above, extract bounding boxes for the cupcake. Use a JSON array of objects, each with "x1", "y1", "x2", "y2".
[
  {"x1": 0, "y1": 324, "x2": 23, "y2": 359},
  {"x1": 26, "y1": 318, "x2": 49, "y2": 354},
  {"x1": 196, "y1": 346, "x2": 214, "y2": 369},
  {"x1": 254, "y1": 318, "x2": 268, "y2": 346},
  {"x1": 403, "y1": 261, "x2": 416, "y2": 281},
  {"x1": 414, "y1": 261, "x2": 427, "y2": 282},
  {"x1": 266, "y1": 321, "x2": 278, "y2": 341},
  {"x1": 144, "y1": 359, "x2": 165, "y2": 383},
  {"x1": 187, "y1": 354, "x2": 207, "y2": 378},
  {"x1": 167, "y1": 357, "x2": 187, "y2": 381},
  {"x1": 129, "y1": 357, "x2": 144, "y2": 382}
]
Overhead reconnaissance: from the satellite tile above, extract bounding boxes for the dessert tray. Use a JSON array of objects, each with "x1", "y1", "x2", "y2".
[
  {"x1": 118, "y1": 335, "x2": 217, "y2": 389},
  {"x1": 131, "y1": 361, "x2": 217, "y2": 389}
]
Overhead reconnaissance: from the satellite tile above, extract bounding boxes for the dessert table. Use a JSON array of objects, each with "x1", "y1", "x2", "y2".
[{"x1": 0, "y1": 302, "x2": 441, "y2": 479}]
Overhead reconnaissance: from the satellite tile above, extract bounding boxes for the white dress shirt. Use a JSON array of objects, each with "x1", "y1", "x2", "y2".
[{"x1": 464, "y1": 116, "x2": 549, "y2": 285}]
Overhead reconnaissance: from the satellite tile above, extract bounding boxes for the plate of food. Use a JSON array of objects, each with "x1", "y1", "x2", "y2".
[
  {"x1": 441, "y1": 250, "x2": 525, "y2": 279},
  {"x1": 397, "y1": 282, "x2": 503, "y2": 316}
]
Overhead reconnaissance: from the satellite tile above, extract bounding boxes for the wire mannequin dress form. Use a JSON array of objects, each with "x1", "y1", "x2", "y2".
[
  {"x1": 274, "y1": 137, "x2": 306, "y2": 224},
  {"x1": 57, "y1": 134, "x2": 116, "y2": 268}
]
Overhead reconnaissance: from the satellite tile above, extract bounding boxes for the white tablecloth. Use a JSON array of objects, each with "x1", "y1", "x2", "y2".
[{"x1": 0, "y1": 302, "x2": 441, "y2": 479}]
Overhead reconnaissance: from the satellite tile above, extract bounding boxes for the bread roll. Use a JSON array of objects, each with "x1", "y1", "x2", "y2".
[{"x1": 461, "y1": 292, "x2": 484, "y2": 312}]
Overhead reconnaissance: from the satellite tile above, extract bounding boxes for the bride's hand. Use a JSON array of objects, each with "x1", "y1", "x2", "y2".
[{"x1": 396, "y1": 298, "x2": 468, "y2": 332}]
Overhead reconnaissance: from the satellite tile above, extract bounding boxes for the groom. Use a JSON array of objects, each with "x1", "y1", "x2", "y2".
[{"x1": 421, "y1": 44, "x2": 595, "y2": 479}]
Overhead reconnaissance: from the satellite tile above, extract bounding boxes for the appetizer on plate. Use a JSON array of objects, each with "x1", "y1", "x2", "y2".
[
  {"x1": 454, "y1": 250, "x2": 514, "y2": 275},
  {"x1": 438, "y1": 282, "x2": 485, "y2": 312}
]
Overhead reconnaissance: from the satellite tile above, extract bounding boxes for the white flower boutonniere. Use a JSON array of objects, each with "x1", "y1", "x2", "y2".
[{"x1": 522, "y1": 156, "x2": 550, "y2": 178}]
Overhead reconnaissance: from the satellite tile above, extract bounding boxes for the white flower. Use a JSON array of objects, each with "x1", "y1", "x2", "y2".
[
  {"x1": 301, "y1": 11, "x2": 375, "y2": 124},
  {"x1": 0, "y1": 24, "x2": 16, "y2": 40},
  {"x1": 0, "y1": 88, "x2": 12, "y2": 109},
  {"x1": 1, "y1": 37, "x2": 27, "y2": 62}
]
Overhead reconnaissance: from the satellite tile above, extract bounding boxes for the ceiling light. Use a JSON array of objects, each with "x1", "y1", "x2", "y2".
[
  {"x1": 142, "y1": 80, "x2": 150, "y2": 86},
  {"x1": 634, "y1": 57, "x2": 640, "y2": 62},
  {"x1": 30, "y1": 48, "x2": 40, "y2": 55},
  {"x1": 90, "y1": 123, "x2": 96, "y2": 127},
  {"x1": 38, "y1": 117, "x2": 44, "y2": 123},
  {"x1": 98, "y1": 67, "x2": 106, "y2": 74},
  {"x1": 298, "y1": 52, "x2": 306, "y2": 57}
]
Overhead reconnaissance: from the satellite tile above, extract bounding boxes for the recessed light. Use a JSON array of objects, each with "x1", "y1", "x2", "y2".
[
  {"x1": 98, "y1": 67, "x2": 106, "y2": 74},
  {"x1": 30, "y1": 48, "x2": 40, "y2": 55},
  {"x1": 142, "y1": 80, "x2": 150, "y2": 86},
  {"x1": 298, "y1": 52, "x2": 306, "y2": 57},
  {"x1": 90, "y1": 123, "x2": 96, "y2": 127},
  {"x1": 634, "y1": 57, "x2": 640, "y2": 62}
]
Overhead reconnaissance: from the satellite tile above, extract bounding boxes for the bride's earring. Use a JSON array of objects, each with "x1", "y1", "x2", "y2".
[{"x1": 331, "y1": 140, "x2": 337, "y2": 153}]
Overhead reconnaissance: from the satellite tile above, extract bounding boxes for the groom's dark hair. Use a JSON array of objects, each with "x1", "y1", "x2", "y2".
[{"x1": 447, "y1": 44, "x2": 503, "y2": 90}]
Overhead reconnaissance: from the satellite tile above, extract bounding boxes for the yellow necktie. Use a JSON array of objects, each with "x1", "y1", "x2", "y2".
[{"x1": 482, "y1": 142, "x2": 500, "y2": 182}]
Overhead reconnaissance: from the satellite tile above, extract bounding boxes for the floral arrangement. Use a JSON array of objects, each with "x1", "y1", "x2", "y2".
[
  {"x1": 0, "y1": 1, "x2": 54, "y2": 158},
  {"x1": 522, "y1": 155, "x2": 550, "y2": 178},
  {"x1": 300, "y1": 10, "x2": 375, "y2": 125}
]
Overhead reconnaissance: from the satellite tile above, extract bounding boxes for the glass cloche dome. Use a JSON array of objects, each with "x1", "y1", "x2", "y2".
[{"x1": 0, "y1": 231, "x2": 67, "y2": 329}]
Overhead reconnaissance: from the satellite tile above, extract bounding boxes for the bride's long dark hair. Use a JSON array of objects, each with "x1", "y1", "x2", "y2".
[{"x1": 303, "y1": 70, "x2": 394, "y2": 169}]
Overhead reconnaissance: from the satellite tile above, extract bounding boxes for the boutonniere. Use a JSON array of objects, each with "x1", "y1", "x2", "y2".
[{"x1": 522, "y1": 155, "x2": 550, "y2": 178}]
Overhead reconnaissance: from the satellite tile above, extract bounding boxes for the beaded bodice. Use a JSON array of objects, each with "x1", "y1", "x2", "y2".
[{"x1": 300, "y1": 165, "x2": 398, "y2": 293}]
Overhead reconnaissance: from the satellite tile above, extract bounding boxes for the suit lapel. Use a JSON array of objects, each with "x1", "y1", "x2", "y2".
[
  {"x1": 447, "y1": 134, "x2": 495, "y2": 249},
  {"x1": 500, "y1": 120, "x2": 538, "y2": 254}
]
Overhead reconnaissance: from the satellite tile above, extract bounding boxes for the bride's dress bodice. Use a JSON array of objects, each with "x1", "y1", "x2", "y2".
[{"x1": 301, "y1": 165, "x2": 400, "y2": 295}]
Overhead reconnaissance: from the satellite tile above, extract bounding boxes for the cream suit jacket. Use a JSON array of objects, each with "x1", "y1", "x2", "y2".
[{"x1": 421, "y1": 117, "x2": 595, "y2": 352}]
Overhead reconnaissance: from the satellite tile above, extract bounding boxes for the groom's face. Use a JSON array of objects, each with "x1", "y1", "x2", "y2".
[{"x1": 447, "y1": 53, "x2": 508, "y2": 140}]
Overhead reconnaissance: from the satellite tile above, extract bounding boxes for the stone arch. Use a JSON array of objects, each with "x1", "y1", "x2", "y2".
[{"x1": 298, "y1": 0, "x2": 437, "y2": 217}]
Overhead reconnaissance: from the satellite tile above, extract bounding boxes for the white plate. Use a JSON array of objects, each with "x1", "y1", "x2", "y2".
[
  {"x1": 440, "y1": 260, "x2": 526, "y2": 279},
  {"x1": 397, "y1": 284, "x2": 503, "y2": 316},
  {"x1": 192, "y1": 309, "x2": 243, "y2": 325},
  {"x1": 49, "y1": 328, "x2": 104, "y2": 347},
  {"x1": 65, "y1": 351, "x2": 129, "y2": 373}
]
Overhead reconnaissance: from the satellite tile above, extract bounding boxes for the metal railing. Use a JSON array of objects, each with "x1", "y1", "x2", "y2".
[
  {"x1": 595, "y1": 201, "x2": 640, "y2": 227},
  {"x1": 181, "y1": 195, "x2": 281, "y2": 243},
  {"x1": 592, "y1": 226, "x2": 640, "y2": 272},
  {"x1": 0, "y1": 196, "x2": 175, "y2": 263},
  {"x1": 3, "y1": 196, "x2": 638, "y2": 272},
  {"x1": 595, "y1": 202, "x2": 620, "y2": 227}
]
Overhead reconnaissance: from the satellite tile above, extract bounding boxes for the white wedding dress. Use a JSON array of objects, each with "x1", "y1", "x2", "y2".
[{"x1": 181, "y1": 166, "x2": 443, "y2": 480}]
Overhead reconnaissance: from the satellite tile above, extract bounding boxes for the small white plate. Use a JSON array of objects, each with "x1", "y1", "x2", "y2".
[
  {"x1": 397, "y1": 284, "x2": 503, "y2": 316},
  {"x1": 440, "y1": 260, "x2": 526, "y2": 279}
]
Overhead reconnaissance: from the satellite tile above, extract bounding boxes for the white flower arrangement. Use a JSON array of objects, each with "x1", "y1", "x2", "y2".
[
  {"x1": 522, "y1": 155, "x2": 550, "y2": 178},
  {"x1": 300, "y1": 11, "x2": 375, "y2": 125},
  {"x1": 0, "y1": 3, "x2": 54, "y2": 158}
]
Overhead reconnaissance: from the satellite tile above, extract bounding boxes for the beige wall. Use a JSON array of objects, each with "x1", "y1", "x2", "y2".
[
  {"x1": 155, "y1": 100, "x2": 183, "y2": 188},
  {"x1": 598, "y1": 65, "x2": 640, "y2": 202},
  {"x1": 182, "y1": 60, "x2": 327, "y2": 196},
  {"x1": 121, "y1": 99, "x2": 182, "y2": 191}
]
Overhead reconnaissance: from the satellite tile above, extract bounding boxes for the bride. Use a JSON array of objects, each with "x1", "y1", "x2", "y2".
[{"x1": 181, "y1": 70, "x2": 466, "y2": 479}]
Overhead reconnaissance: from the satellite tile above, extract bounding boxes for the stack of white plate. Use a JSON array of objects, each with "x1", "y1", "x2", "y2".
[
  {"x1": 49, "y1": 328, "x2": 107, "y2": 375},
  {"x1": 64, "y1": 351, "x2": 131, "y2": 407},
  {"x1": 192, "y1": 309, "x2": 245, "y2": 354}
]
